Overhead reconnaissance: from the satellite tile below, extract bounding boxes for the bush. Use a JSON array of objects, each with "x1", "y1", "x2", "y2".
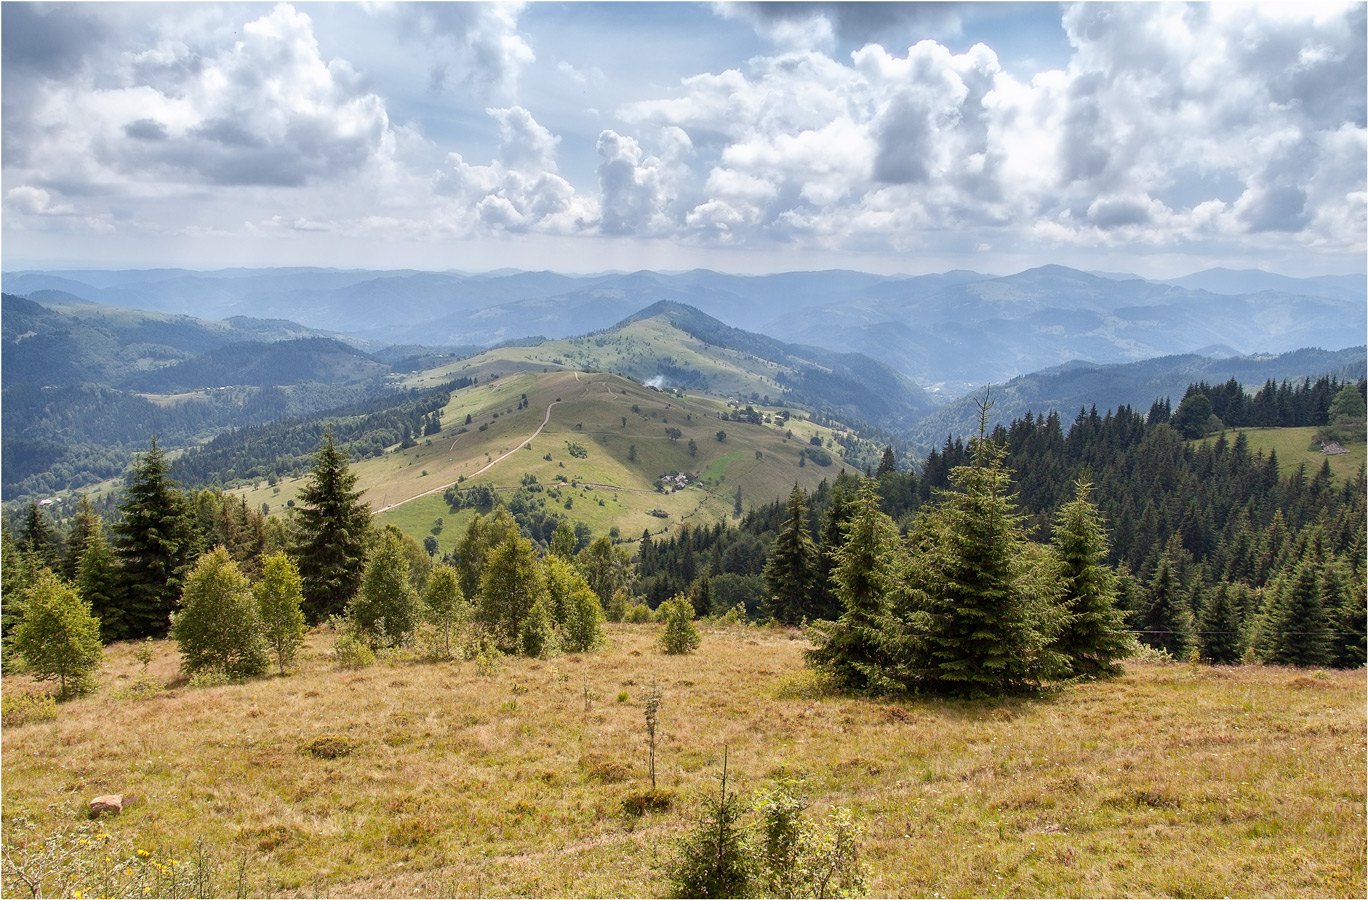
[
  {"x1": 172, "y1": 548, "x2": 269, "y2": 680},
  {"x1": 1, "y1": 691, "x2": 59, "y2": 727},
  {"x1": 657, "y1": 595, "x2": 700, "y2": 655},
  {"x1": 561, "y1": 582, "x2": 606, "y2": 653},
  {"x1": 754, "y1": 787, "x2": 867, "y2": 899},
  {"x1": 625, "y1": 601, "x2": 655, "y2": 624},
  {"x1": 330, "y1": 617, "x2": 376, "y2": 669}
]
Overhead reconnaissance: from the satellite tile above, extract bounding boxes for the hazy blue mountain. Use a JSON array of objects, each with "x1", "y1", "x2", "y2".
[
  {"x1": 123, "y1": 337, "x2": 390, "y2": 393},
  {"x1": 6, "y1": 264, "x2": 1363, "y2": 399},
  {"x1": 1164, "y1": 268, "x2": 1366, "y2": 302},
  {"x1": 907, "y1": 346, "x2": 1368, "y2": 448}
]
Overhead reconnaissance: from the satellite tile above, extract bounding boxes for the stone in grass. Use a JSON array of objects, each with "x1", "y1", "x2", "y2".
[{"x1": 89, "y1": 794, "x2": 124, "y2": 817}]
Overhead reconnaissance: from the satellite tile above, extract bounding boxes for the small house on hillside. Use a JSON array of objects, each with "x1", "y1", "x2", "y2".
[{"x1": 1320, "y1": 441, "x2": 1349, "y2": 455}]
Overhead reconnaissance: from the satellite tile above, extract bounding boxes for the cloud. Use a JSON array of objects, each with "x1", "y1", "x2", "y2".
[
  {"x1": 6, "y1": 186, "x2": 74, "y2": 216},
  {"x1": 5, "y1": 4, "x2": 395, "y2": 198},
  {"x1": 612, "y1": 2, "x2": 1365, "y2": 257},
  {"x1": 438, "y1": 107, "x2": 596, "y2": 234},
  {"x1": 392, "y1": 2, "x2": 533, "y2": 100},
  {"x1": 596, "y1": 127, "x2": 693, "y2": 235}
]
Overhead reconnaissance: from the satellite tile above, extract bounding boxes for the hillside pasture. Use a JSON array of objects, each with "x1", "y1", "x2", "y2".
[{"x1": 2, "y1": 628, "x2": 1363, "y2": 898}]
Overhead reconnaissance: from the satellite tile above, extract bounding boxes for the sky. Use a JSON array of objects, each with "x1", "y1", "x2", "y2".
[{"x1": 2, "y1": 1, "x2": 1365, "y2": 278}]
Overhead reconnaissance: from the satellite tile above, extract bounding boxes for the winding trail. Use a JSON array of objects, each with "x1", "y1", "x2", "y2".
[{"x1": 376, "y1": 400, "x2": 558, "y2": 514}]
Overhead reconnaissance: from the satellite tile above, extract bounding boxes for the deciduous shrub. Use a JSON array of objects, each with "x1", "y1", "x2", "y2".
[
  {"x1": 13, "y1": 569, "x2": 103, "y2": 698},
  {"x1": 172, "y1": 548, "x2": 268, "y2": 680}
]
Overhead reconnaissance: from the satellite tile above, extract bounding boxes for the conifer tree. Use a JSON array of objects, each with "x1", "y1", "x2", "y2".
[
  {"x1": 112, "y1": 437, "x2": 200, "y2": 639},
  {"x1": 19, "y1": 501, "x2": 61, "y2": 573},
  {"x1": 14, "y1": 568, "x2": 103, "y2": 698},
  {"x1": 1048, "y1": 479, "x2": 1132, "y2": 678},
  {"x1": 349, "y1": 528, "x2": 418, "y2": 648},
  {"x1": 763, "y1": 484, "x2": 821, "y2": 625},
  {"x1": 61, "y1": 495, "x2": 102, "y2": 583},
  {"x1": 1259, "y1": 558, "x2": 1331, "y2": 667},
  {"x1": 907, "y1": 402, "x2": 1067, "y2": 697},
  {"x1": 75, "y1": 518, "x2": 122, "y2": 643},
  {"x1": 658, "y1": 594, "x2": 701, "y2": 655},
  {"x1": 1138, "y1": 554, "x2": 1194, "y2": 658},
  {"x1": 292, "y1": 428, "x2": 372, "y2": 622},
  {"x1": 254, "y1": 551, "x2": 307, "y2": 675},
  {"x1": 1196, "y1": 582, "x2": 1243, "y2": 664},
  {"x1": 806, "y1": 479, "x2": 901, "y2": 690},
  {"x1": 172, "y1": 547, "x2": 268, "y2": 679},
  {"x1": 1, "y1": 522, "x2": 34, "y2": 669}
]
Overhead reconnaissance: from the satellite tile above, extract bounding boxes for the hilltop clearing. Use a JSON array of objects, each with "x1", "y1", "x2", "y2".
[{"x1": 236, "y1": 368, "x2": 863, "y2": 555}]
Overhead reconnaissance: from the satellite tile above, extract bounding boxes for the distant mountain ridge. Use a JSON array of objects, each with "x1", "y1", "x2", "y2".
[
  {"x1": 908, "y1": 346, "x2": 1368, "y2": 447},
  {"x1": 7, "y1": 264, "x2": 1360, "y2": 399}
]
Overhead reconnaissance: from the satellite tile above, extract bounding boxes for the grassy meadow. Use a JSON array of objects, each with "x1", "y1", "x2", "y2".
[
  {"x1": 1207, "y1": 425, "x2": 1366, "y2": 483},
  {"x1": 3, "y1": 627, "x2": 1364, "y2": 898}
]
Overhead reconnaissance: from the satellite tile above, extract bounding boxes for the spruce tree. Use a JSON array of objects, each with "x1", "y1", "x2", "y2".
[
  {"x1": 806, "y1": 479, "x2": 901, "y2": 690},
  {"x1": 908, "y1": 412, "x2": 1066, "y2": 697},
  {"x1": 291, "y1": 428, "x2": 372, "y2": 622},
  {"x1": 14, "y1": 568, "x2": 103, "y2": 698},
  {"x1": 19, "y1": 501, "x2": 61, "y2": 573},
  {"x1": 61, "y1": 495, "x2": 102, "y2": 583},
  {"x1": 1, "y1": 522, "x2": 34, "y2": 670},
  {"x1": 1048, "y1": 480, "x2": 1132, "y2": 678},
  {"x1": 75, "y1": 518, "x2": 123, "y2": 643},
  {"x1": 1196, "y1": 582, "x2": 1243, "y2": 664},
  {"x1": 1259, "y1": 558, "x2": 1332, "y2": 667},
  {"x1": 1139, "y1": 554, "x2": 1194, "y2": 658},
  {"x1": 763, "y1": 484, "x2": 821, "y2": 625},
  {"x1": 111, "y1": 437, "x2": 200, "y2": 639}
]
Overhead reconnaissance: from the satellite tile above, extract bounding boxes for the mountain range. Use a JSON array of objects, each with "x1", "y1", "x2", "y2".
[{"x1": 5, "y1": 264, "x2": 1362, "y2": 398}]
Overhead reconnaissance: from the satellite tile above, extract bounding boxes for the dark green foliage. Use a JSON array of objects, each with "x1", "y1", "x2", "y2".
[
  {"x1": 1138, "y1": 555, "x2": 1194, "y2": 658},
  {"x1": 1259, "y1": 559, "x2": 1332, "y2": 667},
  {"x1": 111, "y1": 438, "x2": 201, "y2": 639},
  {"x1": 763, "y1": 485, "x2": 821, "y2": 625},
  {"x1": 1048, "y1": 480, "x2": 1132, "y2": 678},
  {"x1": 18, "y1": 501, "x2": 61, "y2": 572},
  {"x1": 1196, "y1": 582, "x2": 1244, "y2": 664},
  {"x1": 61, "y1": 495, "x2": 102, "y2": 582},
  {"x1": 74, "y1": 519, "x2": 122, "y2": 644},
  {"x1": 349, "y1": 529, "x2": 418, "y2": 648},
  {"x1": 14, "y1": 568, "x2": 103, "y2": 698},
  {"x1": 172, "y1": 548, "x2": 269, "y2": 680},
  {"x1": 667, "y1": 751, "x2": 753, "y2": 899},
  {"x1": 806, "y1": 480, "x2": 900, "y2": 691},
  {"x1": 900, "y1": 412, "x2": 1068, "y2": 697},
  {"x1": 291, "y1": 429, "x2": 372, "y2": 623}
]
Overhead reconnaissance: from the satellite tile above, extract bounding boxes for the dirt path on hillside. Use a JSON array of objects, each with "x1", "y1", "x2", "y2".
[{"x1": 376, "y1": 400, "x2": 559, "y2": 514}]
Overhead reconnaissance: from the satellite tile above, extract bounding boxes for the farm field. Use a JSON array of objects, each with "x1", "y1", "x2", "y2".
[{"x1": 3, "y1": 627, "x2": 1363, "y2": 898}]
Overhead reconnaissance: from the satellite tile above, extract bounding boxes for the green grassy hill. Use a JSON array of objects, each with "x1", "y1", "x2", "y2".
[{"x1": 239, "y1": 369, "x2": 864, "y2": 554}]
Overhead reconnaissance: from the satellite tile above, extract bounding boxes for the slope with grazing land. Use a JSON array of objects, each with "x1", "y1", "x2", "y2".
[
  {"x1": 236, "y1": 368, "x2": 862, "y2": 555},
  {"x1": 1, "y1": 628, "x2": 1362, "y2": 898}
]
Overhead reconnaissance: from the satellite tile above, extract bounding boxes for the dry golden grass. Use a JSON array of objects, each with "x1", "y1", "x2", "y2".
[{"x1": 3, "y1": 627, "x2": 1364, "y2": 898}]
